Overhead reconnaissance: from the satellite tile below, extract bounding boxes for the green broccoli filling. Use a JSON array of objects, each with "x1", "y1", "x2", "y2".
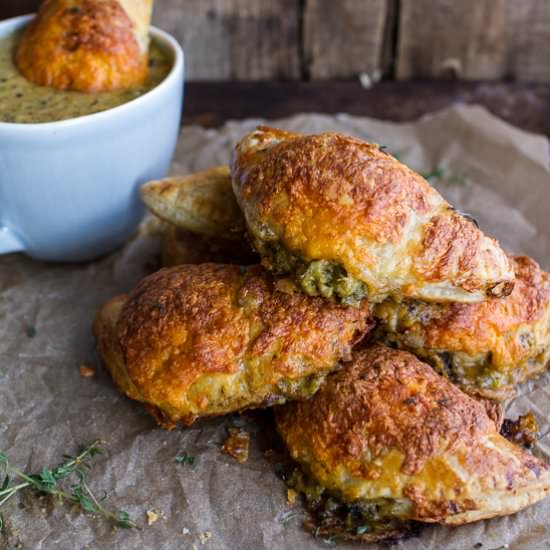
[
  {"x1": 260, "y1": 241, "x2": 368, "y2": 306},
  {"x1": 278, "y1": 462, "x2": 418, "y2": 543},
  {"x1": 412, "y1": 347, "x2": 506, "y2": 390},
  {"x1": 297, "y1": 260, "x2": 367, "y2": 305},
  {"x1": 274, "y1": 373, "x2": 326, "y2": 400},
  {"x1": 373, "y1": 299, "x2": 547, "y2": 394}
]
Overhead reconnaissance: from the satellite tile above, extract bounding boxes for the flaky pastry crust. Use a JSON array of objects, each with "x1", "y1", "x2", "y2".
[
  {"x1": 232, "y1": 127, "x2": 514, "y2": 304},
  {"x1": 141, "y1": 166, "x2": 246, "y2": 240},
  {"x1": 375, "y1": 256, "x2": 550, "y2": 399},
  {"x1": 94, "y1": 264, "x2": 370, "y2": 427},
  {"x1": 276, "y1": 344, "x2": 550, "y2": 525}
]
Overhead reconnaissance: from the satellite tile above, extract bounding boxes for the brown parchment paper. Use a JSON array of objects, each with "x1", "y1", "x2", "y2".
[{"x1": 1, "y1": 105, "x2": 550, "y2": 550}]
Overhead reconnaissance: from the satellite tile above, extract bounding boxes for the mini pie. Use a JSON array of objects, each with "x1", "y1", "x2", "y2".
[
  {"x1": 275, "y1": 344, "x2": 550, "y2": 539},
  {"x1": 231, "y1": 126, "x2": 515, "y2": 305},
  {"x1": 375, "y1": 255, "x2": 550, "y2": 399},
  {"x1": 16, "y1": 0, "x2": 153, "y2": 92},
  {"x1": 141, "y1": 166, "x2": 246, "y2": 240},
  {"x1": 94, "y1": 264, "x2": 371, "y2": 427}
]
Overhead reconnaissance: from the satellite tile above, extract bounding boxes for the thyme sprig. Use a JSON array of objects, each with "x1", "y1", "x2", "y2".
[{"x1": 0, "y1": 440, "x2": 137, "y2": 529}]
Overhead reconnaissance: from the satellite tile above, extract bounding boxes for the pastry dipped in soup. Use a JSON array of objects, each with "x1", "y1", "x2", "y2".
[
  {"x1": 16, "y1": 0, "x2": 153, "y2": 92},
  {"x1": 94, "y1": 264, "x2": 371, "y2": 428}
]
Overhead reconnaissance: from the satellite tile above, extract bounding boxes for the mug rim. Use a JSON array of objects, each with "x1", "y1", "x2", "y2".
[{"x1": 0, "y1": 14, "x2": 185, "y2": 131}]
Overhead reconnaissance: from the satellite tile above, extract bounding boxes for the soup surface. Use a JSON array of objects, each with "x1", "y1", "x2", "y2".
[{"x1": 0, "y1": 29, "x2": 172, "y2": 124}]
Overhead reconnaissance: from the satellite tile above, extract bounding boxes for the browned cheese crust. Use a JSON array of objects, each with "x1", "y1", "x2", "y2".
[
  {"x1": 94, "y1": 264, "x2": 371, "y2": 427},
  {"x1": 276, "y1": 344, "x2": 550, "y2": 525},
  {"x1": 16, "y1": 0, "x2": 148, "y2": 92},
  {"x1": 375, "y1": 255, "x2": 550, "y2": 399},
  {"x1": 232, "y1": 127, "x2": 514, "y2": 304}
]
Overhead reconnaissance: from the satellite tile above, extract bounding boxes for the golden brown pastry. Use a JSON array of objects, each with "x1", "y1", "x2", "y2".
[
  {"x1": 94, "y1": 264, "x2": 371, "y2": 428},
  {"x1": 375, "y1": 255, "x2": 550, "y2": 400},
  {"x1": 231, "y1": 127, "x2": 514, "y2": 305},
  {"x1": 276, "y1": 344, "x2": 550, "y2": 541},
  {"x1": 141, "y1": 166, "x2": 246, "y2": 240},
  {"x1": 16, "y1": 0, "x2": 153, "y2": 92},
  {"x1": 141, "y1": 168, "x2": 254, "y2": 266}
]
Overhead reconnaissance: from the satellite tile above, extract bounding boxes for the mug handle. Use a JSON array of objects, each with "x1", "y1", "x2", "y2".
[{"x1": 0, "y1": 226, "x2": 25, "y2": 254}]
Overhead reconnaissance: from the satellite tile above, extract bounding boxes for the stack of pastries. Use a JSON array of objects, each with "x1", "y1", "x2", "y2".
[{"x1": 95, "y1": 126, "x2": 550, "y2": 542}]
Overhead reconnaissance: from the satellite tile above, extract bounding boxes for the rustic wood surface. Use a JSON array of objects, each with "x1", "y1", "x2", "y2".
[
  {"x1": 183, "y1": 80, "x2": 550, "y2": 138},
  {"x1": 2, "y1": 0, "x2": 550, "y2": 82},
  {"x1": 155, "y1": 0, "x2": 301, "y2": 80},
  {"x1": 303, "y1": 0, "x2": 389, "y2": 79},
  {"x1": 397, "y1": 0, "x2": 550, "y2": 82}
]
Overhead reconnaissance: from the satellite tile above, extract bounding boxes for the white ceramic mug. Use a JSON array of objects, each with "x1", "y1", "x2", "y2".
[{"x1": 0, "y1": 15, "x2": 185, "y2": 262}]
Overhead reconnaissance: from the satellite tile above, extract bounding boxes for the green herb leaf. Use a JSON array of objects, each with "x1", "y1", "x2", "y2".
[
  {"x1": 175, "y1": 454, "x2": 195, "y2": 466},
  {"x1": 71, "y1": 485, "x2": 97, "y2": 513},
  {"x1": 0, "y1": 513, "x2": 4, "y2": 532},
  {"x1": 25, "y1": 324, "x2": 37, "y2": 338},
  {"x1": 39, "y1": 468, "x2": 57, "y2": 489},
  {"x1": 421, "y1": 167, "x2": 445, "y2": 181},
  {"x1": 117, "y1": 510, "x2": 137, "y2": 529},
  {"x1": 85, "y1": 444, "x2": 102, "y2": 458},
  {"x1": 80, "y1": 497, "x2": 97, "y2": 514}
]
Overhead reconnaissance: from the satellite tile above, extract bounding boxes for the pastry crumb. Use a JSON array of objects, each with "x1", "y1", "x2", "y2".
[
  {"x1": 146, "y1": 510, "x2": 160, "y2": 525},
  {"x1": 199, "y1": 530, "x2": 212, "y2": 544},
  {"x1": 221, "y1": 427, "x2": 250, "y2": 463},
  {"x1": 275, "y1": 277, "x2": 297, "y2": 294},
  {"x1": 287, "y1": 488, "x2": 298, "y2": 504},
  {"x1": 79, "y1": 364, "x2": 96, "y2": 378}
]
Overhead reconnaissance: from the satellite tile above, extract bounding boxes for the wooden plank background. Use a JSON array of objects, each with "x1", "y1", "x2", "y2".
[
  {"x1": 157, "y1": 0, "x2": 301, "y2": 80},
  {"x1": 2, "y1": 0, "x2": 550, "y2": 82},
  {"x1": 397, "y1": 0, "x2": 550, "y2": 82},
  {"x1": 303, "y1": 0, "x2": 389, "y2": 79}
]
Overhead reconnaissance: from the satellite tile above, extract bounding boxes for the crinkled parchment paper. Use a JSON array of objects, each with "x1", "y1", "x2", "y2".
[{"x1": 1, "y1": 105, "x2": 550, "y2": 550}]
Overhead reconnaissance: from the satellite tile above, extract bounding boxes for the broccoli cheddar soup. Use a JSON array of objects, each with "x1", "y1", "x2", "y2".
[{"x1": 0, "y1": 30, "x2": 172, "y2": 124}]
